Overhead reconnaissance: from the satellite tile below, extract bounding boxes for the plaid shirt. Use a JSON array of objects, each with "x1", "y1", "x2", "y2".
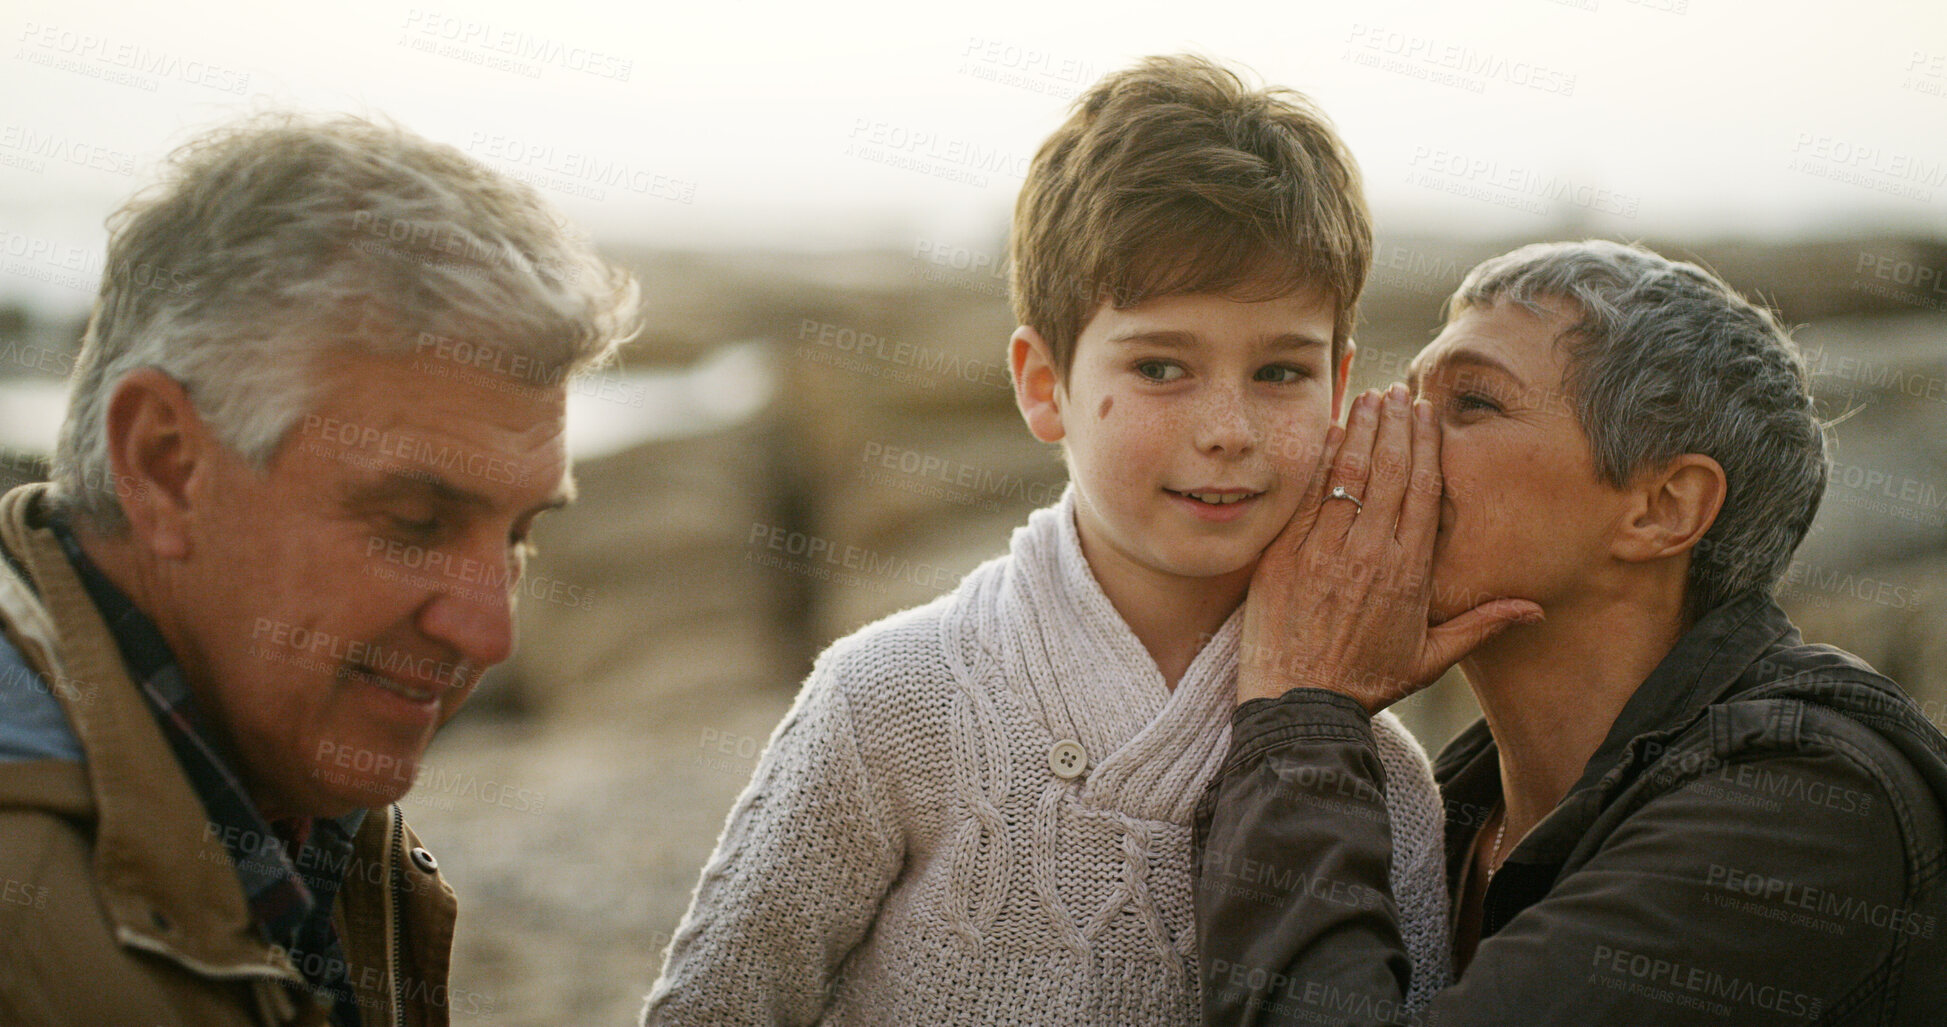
[{"x1": 54, "y1": 520, "x2": 365, "y2": 1027}]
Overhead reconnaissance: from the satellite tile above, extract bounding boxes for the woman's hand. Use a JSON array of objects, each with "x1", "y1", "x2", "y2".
[{"x1": 1237, "y1": 383, "x2": 1542, "y2": 712}]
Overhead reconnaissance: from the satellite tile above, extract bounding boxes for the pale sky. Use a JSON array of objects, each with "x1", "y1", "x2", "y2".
[{"x1": 3, "y1": 0, "x2": 1946, "y2": 313}]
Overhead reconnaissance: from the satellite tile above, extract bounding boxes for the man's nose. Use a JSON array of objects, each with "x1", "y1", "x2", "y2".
[{"x1": 415, "y1": 551, "x2": 517, "y2": 671}]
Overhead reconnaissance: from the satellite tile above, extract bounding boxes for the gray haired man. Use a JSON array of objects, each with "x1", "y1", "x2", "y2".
[{"x1": 0, "y1": 115, "x2": 636, "y2": 1025}]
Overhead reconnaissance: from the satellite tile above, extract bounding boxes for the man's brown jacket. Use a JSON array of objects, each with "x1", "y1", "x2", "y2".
[{"x1": 0, "y1": 483, "x2": 459, "y2": 1026}]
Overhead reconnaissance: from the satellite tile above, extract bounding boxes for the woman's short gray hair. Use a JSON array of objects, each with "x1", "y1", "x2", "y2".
[
  {"x1": 53, "y1": 111, "x2": 640, "y2": 531},
  {"x1": 1447, "y1": 239, "x2": 1827, "y2": 620}
]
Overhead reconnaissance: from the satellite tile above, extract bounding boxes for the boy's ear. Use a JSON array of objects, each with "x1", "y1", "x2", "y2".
[
  {"x1": 102, "y1": 367, "x2": 209, "y2": 561},
  {"x1": 1611, "y1": 453, "x2": 1726, "y2": 565},
  {"x1": 1010, "y1": 326, "x2": 1066, "y2": 444},
  {"x1": 1331, "y1": 339, "x2": 1357, "y2": 421}
]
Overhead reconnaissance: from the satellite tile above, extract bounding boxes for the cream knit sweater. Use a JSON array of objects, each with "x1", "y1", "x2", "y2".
[{"x1": 643, "y1": 491, "x2": 1451, "y2": 1025}]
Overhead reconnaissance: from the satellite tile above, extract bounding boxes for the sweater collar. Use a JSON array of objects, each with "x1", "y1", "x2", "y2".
[{"x1": 983, "y1": 486, "x2": 1242, "y2": 821}]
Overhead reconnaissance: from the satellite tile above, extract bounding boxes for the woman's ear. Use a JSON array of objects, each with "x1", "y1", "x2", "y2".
[
  {"x1": 1010, "y1": 326, "x2": 1066, "y2": 444},
  {"x1": 1332, "y1": 339, "x2": 1357, "y2": 422},
  {"x1": 1612, "y1": 454, "x2": 1727, "y2": 564}
]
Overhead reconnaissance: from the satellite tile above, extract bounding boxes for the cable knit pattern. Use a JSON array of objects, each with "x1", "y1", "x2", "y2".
[{"x1": 643, "y1": 490, "x2": 1451, "y2": 1025}]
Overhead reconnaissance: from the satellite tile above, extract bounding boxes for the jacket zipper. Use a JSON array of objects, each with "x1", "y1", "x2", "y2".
[{"x1": 389, "y1": 804, "x2": 407, "y2": 1027}]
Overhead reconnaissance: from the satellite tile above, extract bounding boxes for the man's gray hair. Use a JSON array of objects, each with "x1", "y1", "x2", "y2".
[
  {"x1": 1447, "y1": 239, "x2": 1827, "y2": 620},
  {"x1": 53, "y1": 111, "x2": 640, "y2": 531}
]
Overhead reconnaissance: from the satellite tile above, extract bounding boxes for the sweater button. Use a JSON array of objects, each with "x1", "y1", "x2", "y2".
[
  {"x1": 1048, "y1": 740, "x2": 1088, "y2": 779},
  {"x1": 409, "y1": 846, "x2": 439, "y2": 873}
]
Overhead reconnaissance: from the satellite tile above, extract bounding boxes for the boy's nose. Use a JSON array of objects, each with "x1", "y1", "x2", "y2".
[{"x1": 1193, "y1": 390, "x2": 1258, "y2": 455}]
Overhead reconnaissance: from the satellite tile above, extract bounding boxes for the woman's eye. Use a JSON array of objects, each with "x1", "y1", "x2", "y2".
[
  {"x1": 1255, "y1": 364, "x2": 1310, "y2": 384},
  {"x1": 1455, "y1": 392, "x2": 1503, "y2": 414},
  {"x1": 1135, "y1": 360, "x2": 1185, "y2": 382}
]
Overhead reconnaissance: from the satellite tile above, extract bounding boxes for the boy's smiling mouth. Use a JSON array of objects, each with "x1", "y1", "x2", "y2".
[{"x1": 1164, "y1": 486, "x2": 1265, "y2": 507}]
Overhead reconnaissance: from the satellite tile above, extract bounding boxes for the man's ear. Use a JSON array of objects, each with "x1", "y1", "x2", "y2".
[
  {"x1": 102, "y1": 368, "x2": 210, "y2": 560},
  {"x1": 1612, "y1": 454, "x2": 1726, "y2": 564},
  {"x1": 1009, "y1": 326, "x2": 1066, "y2": 444},
  {"x1": 1332, "y1": 339, "x2": 1357, "y2": 421}
]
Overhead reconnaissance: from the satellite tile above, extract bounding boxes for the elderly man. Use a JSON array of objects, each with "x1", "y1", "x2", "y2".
[
  {"x1": 0, "y1": 115, "x2": 635, "y2": 1025},
  {"x1": 1197, "y1": 241, "x2": 1947, "y2": 1024}
]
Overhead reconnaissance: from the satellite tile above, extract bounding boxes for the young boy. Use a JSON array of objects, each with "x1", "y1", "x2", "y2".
[{"x1": 643, "y1": 55, "x2": 1450, "y2": 1025}]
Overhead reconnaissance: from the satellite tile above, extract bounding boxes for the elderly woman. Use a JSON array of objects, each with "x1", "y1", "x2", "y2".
[{"x1": 1196, "y1": 240, "x2": 1947, "y2": 1025}]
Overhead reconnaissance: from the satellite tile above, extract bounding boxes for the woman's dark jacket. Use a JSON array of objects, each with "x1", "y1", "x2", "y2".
[{"x1": 1194, "y1": 592, "x2": 1947, "y2": 1025}]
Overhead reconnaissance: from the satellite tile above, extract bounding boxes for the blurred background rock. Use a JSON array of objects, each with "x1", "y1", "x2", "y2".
[{"x1": 9, "y1": 233, "x2": 1940, "y2": 1023}]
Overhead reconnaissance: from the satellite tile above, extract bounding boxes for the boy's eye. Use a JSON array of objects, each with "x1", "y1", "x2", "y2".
[
  {"x1": 1135, "y1": 359, "x2": 1185, "y2": 382},
  {"x1": 1255, "y1": 364, "x2": 1311, "y2": 384}
]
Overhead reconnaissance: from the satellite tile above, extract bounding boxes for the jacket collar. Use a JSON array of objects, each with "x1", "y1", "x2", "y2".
[
  {"x1": 1570, "y1": 591, "x2": 1797, "y2": 799},
  {"x1": 1433, "y1": 591, "x2": 1801, "y2": 869},
  {"x1": 0, "y1": 483, "x2": 295, "y2": 983},
  {"x1": 2, "y1": 482, "x2": 458, "y2": 1024}
]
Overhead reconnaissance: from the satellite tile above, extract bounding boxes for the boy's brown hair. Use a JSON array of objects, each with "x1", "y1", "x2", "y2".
[{"x1": 1010, "y1": 54, "x2": 1371, "y2": 373}]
